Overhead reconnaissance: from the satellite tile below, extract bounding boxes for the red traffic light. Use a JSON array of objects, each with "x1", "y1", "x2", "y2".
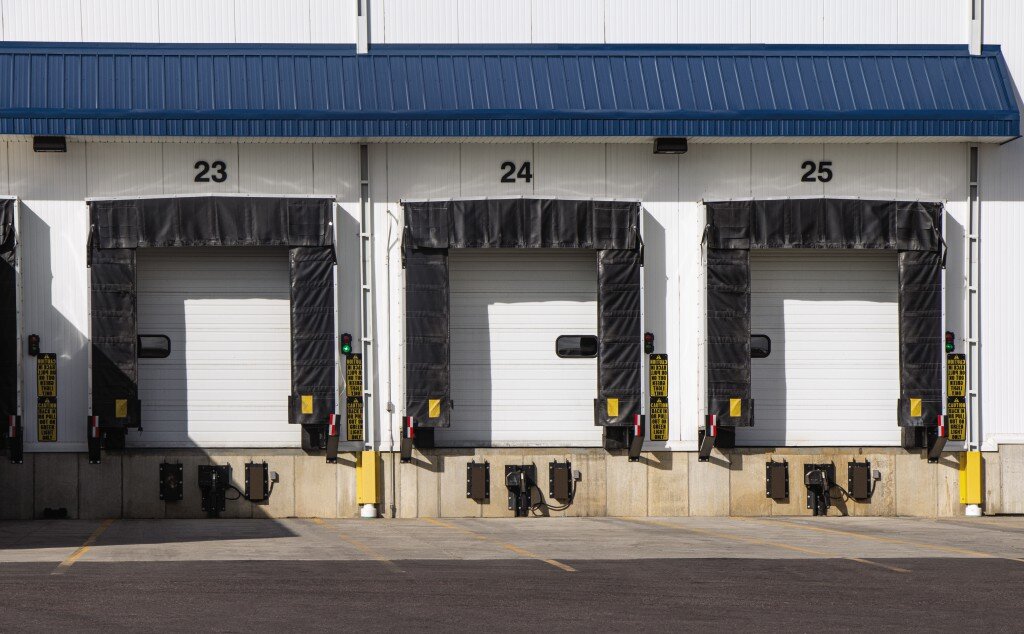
[
  {"x1": 644, "y1": 332, "x2": 655, "y2": 354},
  {"x1": 341, "y1": 333, "x2": 352, "y2": 344},
  {"x1": 945, "y1": 331, "x2": 955, "y2": 353},
  {"x1": 340, "y1": 333, "x2": 353, "y2": 355}
]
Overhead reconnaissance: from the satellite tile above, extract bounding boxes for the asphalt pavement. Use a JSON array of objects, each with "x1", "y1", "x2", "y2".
[{"x1": 1, "y1": 516, "x2": 1022, "y2": 632}]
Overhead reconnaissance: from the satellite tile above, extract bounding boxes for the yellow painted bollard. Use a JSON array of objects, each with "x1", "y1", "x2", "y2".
[
  {"x1": 959, "y1": 451, "x2": 983, "y2": 506},
  {"x1": 356, "y1": 450, "x2": 381, "y2": 506}
]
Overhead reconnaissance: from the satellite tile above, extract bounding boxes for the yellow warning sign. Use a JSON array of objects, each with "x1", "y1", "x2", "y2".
[
  {"x1": 947, "y1": 353, "x2": 966, "y2": 398},
  {"x1": 947, "y1": 396, "x2": 966, "y2": 442},
  {"x1": 115, "y1": 399, "x2": 128, "y2": 418},
  {"x1": 909, "y1": 398, "x2": 922, "y2": 417},
  {"x1": 346, "y1": 397, "x2": 364, "y2": 442},
  {"x1": 606, "y1": 398, "x2": 619, "y2": 417},
  {"x1": 37, "y1": 397, "x2": 57, "y2": 442},
  {"x1": 649, "y1": 354, "x2": 668, "y2": 398},
  {"x1": 428, "y1": 398, "x2": 441, "y2": 419},
  {"x1": 649, "y1": 397, "x2": 669, "y2": 441},
  {"x1": 301, "y1": 394, "x2": 313, "y2": 415},
  {"x1": 729, "y1": 398, "x2": 742, "y2": 417},
  {"x1": 345, "y1": 353, "x2": 363, "y2": 398},
  {"x1": 36, "y1": 353, "x2": 56, "y2": 398}
]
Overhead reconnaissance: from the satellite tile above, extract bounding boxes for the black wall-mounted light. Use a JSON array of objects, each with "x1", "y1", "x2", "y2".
[
  {"x1": 653, "y1": 137, "x2": 687, "y2": 154},
  {"x1": 33, "y1": 135, "x2": 67, "y2": 153}
]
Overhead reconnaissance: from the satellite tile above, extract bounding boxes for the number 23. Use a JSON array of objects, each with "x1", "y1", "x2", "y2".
[{"x1": 194, "y1": 160, "x2": 227, "y2": 183}]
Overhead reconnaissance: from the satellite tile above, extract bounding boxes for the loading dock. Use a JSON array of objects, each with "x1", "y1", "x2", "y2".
[{"x1": 86, "y1": 195, "x2": 338, "y2": 457}]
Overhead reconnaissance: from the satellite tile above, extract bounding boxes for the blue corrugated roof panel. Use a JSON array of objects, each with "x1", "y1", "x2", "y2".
[{"x1": 0, "y1": 43, "x2": 1016, "y2": 138}]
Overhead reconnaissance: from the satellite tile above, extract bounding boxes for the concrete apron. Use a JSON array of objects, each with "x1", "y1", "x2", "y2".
[
  {"x1": 4, "y1": 516, "x2": 1024, "y2": 568},
  {"x1": 0, "y1": 446, "x2": 995, "y2": 520}
]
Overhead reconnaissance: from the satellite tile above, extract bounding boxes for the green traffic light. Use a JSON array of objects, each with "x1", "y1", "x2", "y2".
[
  {"x1": 945, "y1": 342, "x2": 954, "y2": 353},
  {"x1": 341, "y1": 343, "x2": 352, "y2": 355}
]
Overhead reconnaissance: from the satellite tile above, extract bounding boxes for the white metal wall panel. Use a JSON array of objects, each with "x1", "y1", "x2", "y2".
[
  {"x1": 162, "y1": 144, "x2": 240, "y2": 195},
  {"x1": 531, "y1": 0, "x2": 604, "y2": 43},
  {"x1": 10, "y1": 141, "x2": 89, "y2": 451},
  {"x1": 822, "y1": 144, "x2": 898, "y2": 199},
  {"x1": 158, "y1": 0, "x2": 236, "y2": 43},
  {"x1": 458, "y1": 0, "x2": 530, "y2": 43},
  {"x1": 605, "y1": 0, "x2": 679, "y2": 43},
  {"x1": 85, "y1": 143, "x2": 164, "y2": 198},
  {"x1": 896, "y1": 143, "x2": 966, "y2": 201},
  {"x1": 533, "y1": 144, "x2": 606, "y2": 198},
  {"x1": 387, "y1": 143, "x2": 461, "y2": 199},
  {"x1": 133, "y1": 247, "x2": 295, "y2": 447},
  {"x1": 749, "y1": 0, "x2": 822, "y2": 44},
  {"x1": 897, "y1": 0, "x2": 966, "y2": 44},
  {"x1": 980, "y1": 0, "x2": 1024, "y2": 447},
  {"x1": 2, "y1": 0, "x2": 80, "y2": 41},
  {"x1": 676, "y1": 0, "x2": 750, "y2": 44},
  {"x1": 309, "y1": 0, "x2": 358, "y2": 44},
  {"x1": 238, "y1": 144, "x2": 314, "y2": 194},
  {"x1": 382, "y1": 0, "x2": 458, "y2": 43},
  {"x1": 751, "y1": 144, "x2": 824, "y2": 198},
  {"x1": 824, "y1": 0, "x2": 897, "y2": 44},
  {"x1": 438, "y1": 249, "x2": 600, "y2": 446},
  {"x1": 234, "y1": 0, "x2": 312, "y2": 43},
  {"x1": 460, "y1": 144, "x2": 535, "y2": 197},
  {"x1": 745, "y1": 251, "x2": 901, "y2": 446},
  {"x1": 80, "y1": 0, "x2": 160, "y2": 42}
]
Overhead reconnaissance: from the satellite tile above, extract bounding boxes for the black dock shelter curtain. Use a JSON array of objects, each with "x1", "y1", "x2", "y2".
[
  {"x1": 0, "y1": 199, "x2": 16, "y2": 421},
  {"x1": 403, "y1": 198, "x2": 642, "y2": 429},
  {"x1": 703, "y1": 198, "x2": 944, "y2": 430},
  {"x1": 87, "y1": 195, "x2": 337, "y2": 431}
]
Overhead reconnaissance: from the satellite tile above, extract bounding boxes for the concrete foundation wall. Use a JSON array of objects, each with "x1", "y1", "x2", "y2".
[{"x1": 0, "y1": 447, "x2": 999, "y2": 520}]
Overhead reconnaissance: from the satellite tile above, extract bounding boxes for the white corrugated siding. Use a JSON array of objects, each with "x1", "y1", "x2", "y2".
[
  {"x1": 744, "y1": 251, "x2": 901, "y2": 447},
  {"x1": 980, "y1": 0, "x2": 1024, "y2": 448},
  {"x1": 132, "y1": 248, "x2": 295, "y2": 447},
  {"x1": 437, "y1": 249, "x2": 600, "y2": 447}
]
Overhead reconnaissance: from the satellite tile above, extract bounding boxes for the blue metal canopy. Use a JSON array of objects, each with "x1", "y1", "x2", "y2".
[{"x1": 0, "y1": 43, "x2": 1017, "y2": 139}]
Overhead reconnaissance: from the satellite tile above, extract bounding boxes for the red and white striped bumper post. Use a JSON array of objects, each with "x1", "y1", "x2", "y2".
[
  {"x1": 927, "y1": 414, "x2": 948, "y2": 463},
  {"x1": 698, "y1": 414, "x2": 718, "y2": 462},
  {"x1": 627, "y1": 414, "x2": 645, "y2": 462},
  {"x1": 87, "y1": 415, "x2": 102, "y2": 464},
  {"x1": 325, "y1": 413, "x2": 341, "y2": 464},
  {"x1": 400, "y1": 417, "x2": 415, "y2": 464},
  {"x1": 6, "y1": 414, "x2": 22, "y2": 464}
]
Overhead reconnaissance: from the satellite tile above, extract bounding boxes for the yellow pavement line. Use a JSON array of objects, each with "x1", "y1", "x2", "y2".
[
  {"x1": 620, "y1": 517, "x2": 910, "y2": 574},
  {"x1": 748, "y1": 517, "x2": 1024, "y2": 563},
  {"x1": 52, "y1": 519, "x2": 114, "y2": 575},
  {"x1": 309, "y1": 518, "x2": 403, "y2": 572},
  {"x1": 422, "y1": 518, "x2": 576, "y2": 573}
]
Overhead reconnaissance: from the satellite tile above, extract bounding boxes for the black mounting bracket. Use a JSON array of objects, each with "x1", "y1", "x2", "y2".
[
  {"x1": 245, "y1": 461, "x2": 269, "y2": 502},
  {"x1": 848, "y1": 460, "x2": 872, "y2": 500},
  {"x1": 927, "y1": 418, "x2": 948, "y2": 463},
  {"x1": 466, "y1": 460, "x2": 490, "y2": 502},
  {"x1": 505, "y1": 464, "x2": 537, "y2": 517},
  {"x1": 159, "y1": 462, "x2": 183, "y2": 502},
  {"x1": 400, "y1": 417, "x2": 414, "y2": 463},
  {"x1": 765, "y1": 459, "x2": 789, "y2": 500},
  {"x1": 198, "y1": 465, "x2": 230, "y2": 518},
  {"x1": 698, "y1": 415, "x2": 717, "y2": 462},
  {"x1": 5, "y1": 415, "x2": 22, "y2": 464},
  {"x1": 549, "y1": 460, "x2": 572, "y2": 500},
  {"x1": 86, "y1": 417, "x2": 127, "y2": 465}
]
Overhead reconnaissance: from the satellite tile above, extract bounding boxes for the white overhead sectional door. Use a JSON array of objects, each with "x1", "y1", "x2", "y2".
[
  {"x1": 439, "y1": 249, "x2": 600, "y2": 447},
  {"x1": 132, "y1": 247, "x2": 295, "y2": 447},
  {"x1": 745, "y1": 251, "x2": 901, "y2": 447}
]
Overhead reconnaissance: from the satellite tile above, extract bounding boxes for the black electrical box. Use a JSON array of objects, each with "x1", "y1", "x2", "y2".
[
  {"x1": 765, "y1": 459, "x2": 788, "y2": 500},
  {"x1": 198, "y1": 465, "x2": 230, "y2": 517},
  {"x1": 848, "y1": 460, "x2": 872, "y2": 500},
  {"x1": 549, "y1": 461, "x2": 572, "y2": 500},
  {"x1": 804, "y1": 463, "x2": 836, "y2": 516},
  {"x1": 159, "y1": 462, "x2": 183, "y2": 501},
  {"x1": 245, "y1": 462, "x2": 269, "y2": 502},
  {"x1": 466, "y1": 461, "x2": 490, "y2": 502}
]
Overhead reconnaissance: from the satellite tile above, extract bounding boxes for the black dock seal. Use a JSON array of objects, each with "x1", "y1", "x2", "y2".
[
  {"x1": 703, "y1": 198, "x2": 944, "y2": 440},
  {"x1": 87, "y1": 196, "x2": 337, "y2": 451},
  {"x1": 402, "y1": 198, "x2": 643, "y2": 444}
]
